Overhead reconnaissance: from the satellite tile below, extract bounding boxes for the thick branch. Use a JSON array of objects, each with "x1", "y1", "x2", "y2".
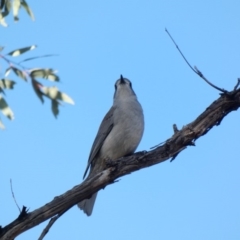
[{"x1": 1, "y1": 88, "x2": 240, "y2": 240}]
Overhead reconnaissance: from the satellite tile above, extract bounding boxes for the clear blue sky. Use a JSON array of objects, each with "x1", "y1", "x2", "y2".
[{"x1": 1, "y1": 1, "x2": 240, "y2": 239}]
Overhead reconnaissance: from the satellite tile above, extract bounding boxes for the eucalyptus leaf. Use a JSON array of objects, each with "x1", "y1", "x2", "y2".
[
  {"x1": 12, "y1": 67, "x2": 27, "y2": 81},
  {"x1": 0, "y1": 79, "x2": 16, "y2": 89},
  {"x1": 30, "y1": 68, "x2": 59, "y2": 82},
  {"x1": 5, "y1": 0, "x2": 11, "y2": 12},
  {"x1": 0, "y1": 12, "x2": 7, "y2": 26},
  {"x1": 42, "y1": 86, "x2": 74, "y2": 104},
  {"x1": 21, "y1": 0, "x2": 34, "y2": 20},
  {"x1": 7, "y1": 45, "x2": 37, "y2": 57},
  {"x1": 59, "y1": 91, "x2": 75, "y2": 105},
  {"x1": 51, "y1": 100, "x2": 59, "y2": 117},
  {"x1": 13, "y1": 0, "x2": 20, "y2": 21},
  {"x1": 0, "y1": 118, "x2": 5, "y2": 129},
  {"x1": 0, "y1": 88, "x2": 5, "y2": 95},
  {"x1": 31, "y1": 78, "x2": 44, "y2": 103},
  {"x1": 41, "y1": 86, "x2": 58, "y2": 99},
  {"x1": 0, "y1": 94, "x2": 14, "y2": 120},
  {"x1": 0, "y1": 0, "x2": 5, "y2": 10},
  {"x1": 5, "y1": 67, "x2": 11, "y2": 77},
  {"x1": 0, "y1": 0, "x2": 10, "y2": 17}
]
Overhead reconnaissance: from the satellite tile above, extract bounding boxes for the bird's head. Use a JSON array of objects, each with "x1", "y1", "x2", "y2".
[{"x1": 114, "y1": 75, "x2": 136, "y2": 100}]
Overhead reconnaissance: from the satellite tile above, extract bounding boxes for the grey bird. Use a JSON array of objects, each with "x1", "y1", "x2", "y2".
[{"x1": 78, "y1": 75, "x2": 144, "y2": 216}]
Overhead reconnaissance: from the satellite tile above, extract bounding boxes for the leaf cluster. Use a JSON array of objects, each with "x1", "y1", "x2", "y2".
[
  {"x1": 0, "y1": 0, "x2": 34, "y2": 27},
  {"x1": 0, "y1": 45, "x2": 74, "y2": 128}
]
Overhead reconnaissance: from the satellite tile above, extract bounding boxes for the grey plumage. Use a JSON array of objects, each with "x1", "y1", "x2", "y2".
[{"x1": 78, "y1": 75, "x2": 144, "y2": 216}]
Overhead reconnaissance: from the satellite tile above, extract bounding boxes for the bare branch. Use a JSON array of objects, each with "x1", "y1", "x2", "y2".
[
  {"x1": 38, "y1": 209, "x2": 68, "y2": 240},
  {"x1": 10, "y1": 179, "x2": 21, "y2": 212},
  {"x1": 194, "y1": 66, "x2": 227, "y2": 93},
  {"x1": 234, "y1": 78, "x2": 240, "y2": 91},
  {"x1": 1, "y1": 86, "x2": 240, "y2": 240},
  {"x1": 165, "y1": 28, "x2": 227, "y2": 93},
  {"x1": 173, "y1": 124, "x2": 179, "y2": 133}
]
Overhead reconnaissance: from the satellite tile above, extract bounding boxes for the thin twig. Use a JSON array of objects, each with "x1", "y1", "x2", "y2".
[
  {"x1": 165, "y1": 28, "x2": 196, "y2": 73},
  {"x1": 194, "y1": 66, "x2": 227, "y2": 93},
  {"x1": 10, "y1": 179, "x2": 21, "y2": 212},
  {"x1": 165, "y1": 28, "x2": 227, "y2": 93},
  {"x1": 38, "y1": 209, "x2": 69, "y2": 240},
  {"x1": 0, "y1": 54, "x2": 25, "y2": 68},
  {"x1": 18, "y1": 54, "x2": 58, "y2": 63},
  {"x1": 150, "y1": 140, "x2": 166, "y2": 149},
  {"x1": 173, "y1": 124, "x2": 179, "y2": 133},
  {"x1": 0, "y1": 54, "x2": 11, "y2": 64},
  {"x1": 234, "y1": 78, "x2": 240, "y2": 91}
]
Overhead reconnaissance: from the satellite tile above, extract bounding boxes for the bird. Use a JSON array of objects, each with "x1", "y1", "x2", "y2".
[{"x1": 78, "y1": 75, "x2": 144, "y2": 216}]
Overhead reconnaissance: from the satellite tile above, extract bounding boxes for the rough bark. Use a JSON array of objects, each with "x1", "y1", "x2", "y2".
[{"x1": 1, "y1": 87, "x2": 240, "y2": 240}]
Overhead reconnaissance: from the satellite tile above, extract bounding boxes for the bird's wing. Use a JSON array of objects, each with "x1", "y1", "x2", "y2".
[{"x1": 83, "y1": 106, "x2": 114, "y2": 179}]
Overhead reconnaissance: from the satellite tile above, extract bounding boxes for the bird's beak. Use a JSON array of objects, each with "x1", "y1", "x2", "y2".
[{"x1": 120, "y1": 74, "x2": 125, "y2": 84}]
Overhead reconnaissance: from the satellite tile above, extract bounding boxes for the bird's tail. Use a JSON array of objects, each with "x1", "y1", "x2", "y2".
[{"x1": 77, "y1": 192, "x2": 98, "y2": 216}]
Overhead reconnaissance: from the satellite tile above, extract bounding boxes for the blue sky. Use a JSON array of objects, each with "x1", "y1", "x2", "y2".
[{"x1": 1, "y1": 1, "x2": 240, "y2": 239}]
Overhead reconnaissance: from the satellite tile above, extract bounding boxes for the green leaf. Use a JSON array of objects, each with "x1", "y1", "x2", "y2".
[
  {"x1": 0, "y1": 46, "x2": 4, "y2": 52},
  {"x1": 0, "y1": 0, "x2": 10, "y2": 17},
  {"x1": 31, "y1": 78, "x2": 44, "y2": 103},
  {"x1": 0, "y1": 79, "x2": 16, "y2": 89},
  {"x1": 30, "y1": 68, "x2": 59, "y2": 82},
  {"x1": 0, "y1": 0, "x2": 5, "y2": 10},
  {"x1": 0, "y1": 12, "x2": 8, "y2": 27},
  {"x1": 0, "y1": 117, "x2": 5, "y2": 129},
  {"x1": 51, "y1": 100, "x2": 59, "y2": 118},
  {"x1": 0, "y1": 10, "x2": 8, "y2": 17},
  {"x1": 11, "y1": 67, "x2": 28, "y2": 81},
  {"x1": 5, "y1": 67, "x2": 11, "y2": 77},
  {"x1": 13, "y1": 0, "x2": 20, "y2": 21},
  {"x1": 59, "y1": 91, "x2": 75, "y2": 105},
  {"x1": 0, "y1": 88, "x2": 5, "y2": 95},
  {"x1": 41, "y1": 86, "x2": 58, "y2": 99},
  {"x1": 0, "y1": 0, "x2": 11, "y2": 27},
  {"x1": 21, "y1": 0, "x2": 34, "y2": 20},
  {"x1": 5, "y1": 0, "x2": 11, "y2": 12},
  {"x1": 0, "y1": 94, "x2": 14, "y2": 119},
  {"x1": 7, "y1": 45, "x2": 37, "y2": 57},
  {"x1": 42, "y1": 86, "x2": 74, "y2": 104}
]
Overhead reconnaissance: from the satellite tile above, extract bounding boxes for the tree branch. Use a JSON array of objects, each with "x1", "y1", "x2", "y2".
[
  {"x1": 10, "y1": 179, "x2": 21, "y2": 213},
  {"x1": 38, "y1": 209, "x2": 68, "y2": 240},
  {"x1": 165, "y1": 28, "x2": 227, "y2": 93},
  {"x1": 1, "y1": 86, "x2": 240, "y2": 240}
]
